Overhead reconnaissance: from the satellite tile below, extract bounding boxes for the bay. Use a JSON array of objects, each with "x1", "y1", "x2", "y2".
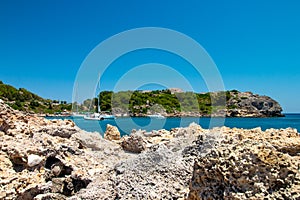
[{"x1": 46, "y1": 114, "x2": 300, "y2": 136}]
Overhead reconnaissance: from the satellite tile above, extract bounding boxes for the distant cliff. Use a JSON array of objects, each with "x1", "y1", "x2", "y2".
[{"x1": 226, "y1": 90, "x2": 283, "y2": 117}]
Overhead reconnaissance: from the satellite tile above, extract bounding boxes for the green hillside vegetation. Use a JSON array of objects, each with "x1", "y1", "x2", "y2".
[
  {"x1": 0, "y1": 81, "x2": 71, "y2": 114},
  {"x1": 0, "y1": 80, "x2": 236, "y2": 116},
  {"x1": 76, "y1": 89, "x2": 232, "y2": 115},
  {"x1": 1, "y1": 80, "x2": 281, "y2": 117}
]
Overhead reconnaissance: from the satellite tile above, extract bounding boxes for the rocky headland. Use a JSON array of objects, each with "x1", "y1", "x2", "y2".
[
  {"x1": 225, "y1": 91, "x2": 283, "y2": 117},
  {"x1": 1, "y1": 99, "x2": 299, "y2": 199}
]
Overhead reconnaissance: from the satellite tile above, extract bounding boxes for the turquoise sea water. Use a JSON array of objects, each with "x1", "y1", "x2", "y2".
[{"x1": 46, "y1": 114, "x2": 300, "y2": 136}]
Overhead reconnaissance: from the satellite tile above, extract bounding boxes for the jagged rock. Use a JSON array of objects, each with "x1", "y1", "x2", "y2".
[
  {"x1": 0, "y1": 100, "x2": 109, "y2": 199},
  {"x1": 226, "y1": 91, "x2": 283, "y2": 117},
  {"x1": 0, "y1": 98, "x2": 299, "y2": 199},
  {"x1": 104, "y1": 124, "x2": 121, "y2": 141},
  {"x1": 187, "y1": 126, "x2": 300, "y2": 200},
  {"x1": 37, "y1": 120, "x2": 79, "y2": 138},
  {"x1": 114, "y1": 144, "x2": 192, "y2": 199},
  {"x1": 121, "y1": 132, "x2": 147, "y2": 153},
  {"x1": 171, "y1": 122, "x2": 203, "y2": 137}
]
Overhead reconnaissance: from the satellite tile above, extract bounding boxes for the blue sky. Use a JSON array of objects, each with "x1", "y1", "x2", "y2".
[{"x1": 0, "y1": 0, "x2": 299, "y2": 112}]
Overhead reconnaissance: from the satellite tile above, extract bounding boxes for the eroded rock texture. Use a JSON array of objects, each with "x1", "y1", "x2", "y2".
[
  {"x1": 226, "y1": 91, "x2": 283, "y2": 117},
  {"x1": 0, "y1": 99, "x2": 129, "y2": 199},
  {"x1": 0, "y1": 98, "x2": 299, "y2": 200},
  {"x1": 188, "y1": 127, "x2": 300, "y2": 200}
]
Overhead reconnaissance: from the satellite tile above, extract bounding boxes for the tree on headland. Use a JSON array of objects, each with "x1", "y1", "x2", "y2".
[
  {"x1": 60, "y1": 101, "x2": 67, "y2": 105},
  {"x1": 30, "y1": 100, "x2": 40, "y2": 109},
  {"x1": 99, "y1": 91, "x2": 113, "y2": 112}
]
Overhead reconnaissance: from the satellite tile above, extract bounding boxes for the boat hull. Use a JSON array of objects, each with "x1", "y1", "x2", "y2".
[
  {"x1": 84, "y1": 115, "x2": 115, "y2": 121},
  {"x1": 147, "y1": 114, "x2": 165, "y2": 119}
]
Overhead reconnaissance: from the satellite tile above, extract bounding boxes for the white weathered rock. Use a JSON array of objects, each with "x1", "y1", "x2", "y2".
[
  {"x1": 72, "y1": 131, "x2": 103, "y2": 150},
  {"x1": 27, "y1": 154, "x2": 43, "y2": 167}
]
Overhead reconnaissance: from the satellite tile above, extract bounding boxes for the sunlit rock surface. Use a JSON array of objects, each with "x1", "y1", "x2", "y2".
[{"x1": 0, "y1": 99, "x2": 299, "y2": 199}]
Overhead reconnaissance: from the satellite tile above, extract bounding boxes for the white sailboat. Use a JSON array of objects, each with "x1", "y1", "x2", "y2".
[
  {"x1": 84, "y1": 77, "x2": 115, "y2": 121},
  {"x1": 72, "y1": 112, "x2": 86, "y2": 118},
  {"x1": 84, "y1": 112, "x2": 115, "y2": 120},
  {"x1": 147, "y1": 113, "x2": 165, "y2": 119}
]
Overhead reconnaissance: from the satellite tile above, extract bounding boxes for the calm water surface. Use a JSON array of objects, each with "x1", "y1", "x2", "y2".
[{"x1": 46, "y1": 114, "x2": 300, "y2": 136}]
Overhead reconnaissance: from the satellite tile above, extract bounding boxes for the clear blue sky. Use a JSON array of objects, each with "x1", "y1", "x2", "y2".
[{"x1": 0, "y1": 0, "x2": 299, "y2": 112}]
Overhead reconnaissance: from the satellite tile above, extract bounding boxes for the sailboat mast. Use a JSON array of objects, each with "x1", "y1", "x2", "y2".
[
  {"x1": 98, "y1": 74, "x2": 101, "y2": 113},
  {"x1": 75, "y1": 83, "x2": 78, "y2": 113}
]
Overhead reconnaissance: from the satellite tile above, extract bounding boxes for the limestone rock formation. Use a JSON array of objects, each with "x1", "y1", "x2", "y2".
[
  {"x1": 114, "y1": 144, "x2": 192, "y2": 199},
  {"x1": 71, "y1": 123, "x2": 204, "y2": 200},
  {"x1": 0, "y1": 99, "x2": 299, "y2": 199},
  {"x1": 226, "y1": 91, "x2": 283, "y2": 117},
  {"x1": 0, "y1": 100, "x2": 128, "y2": 199},
  {"x1": 187, "y1": 127, "x2": 300, "y2": 200}
]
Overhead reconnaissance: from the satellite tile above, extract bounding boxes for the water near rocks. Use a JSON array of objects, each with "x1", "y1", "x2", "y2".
[{"x1": 47, "y1": 114, "x2": 300, "y2": 136}]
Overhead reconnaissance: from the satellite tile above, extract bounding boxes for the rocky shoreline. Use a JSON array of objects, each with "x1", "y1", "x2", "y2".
[{"x1": 0, "y1": 99, "x2": 299, "y2": 199}]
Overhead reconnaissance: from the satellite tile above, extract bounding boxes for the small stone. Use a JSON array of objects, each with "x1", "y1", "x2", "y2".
[
  {"x1": 104, "y1": 124, "x2": 121, "y2": 141},
  {"x1": 121, "y1": 133, "x2": 146, "y2": 153},
  {"x1": 27, "y1": 154, "x2": 43, "y2": 167},
  {"x1": 52, "y1": 165, "x2": 62, "y2": 176}
]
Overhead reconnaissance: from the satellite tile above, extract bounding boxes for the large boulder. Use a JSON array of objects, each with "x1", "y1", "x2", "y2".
[{"x1": 187, "y1": 127, "x2": 300, "y2": 200}]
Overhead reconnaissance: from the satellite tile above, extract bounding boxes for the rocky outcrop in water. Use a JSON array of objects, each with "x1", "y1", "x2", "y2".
[
  {"x1": 226, "y1": 91, "x2": 284, "y2": 117},
  {"x1": 0, "y1": 99, "x2": 298, "y2": 199}
]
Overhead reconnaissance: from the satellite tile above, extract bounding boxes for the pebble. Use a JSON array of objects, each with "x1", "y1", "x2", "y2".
[{"x1": 27, "y1": 154, "x2": 43, "y2": 167}]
